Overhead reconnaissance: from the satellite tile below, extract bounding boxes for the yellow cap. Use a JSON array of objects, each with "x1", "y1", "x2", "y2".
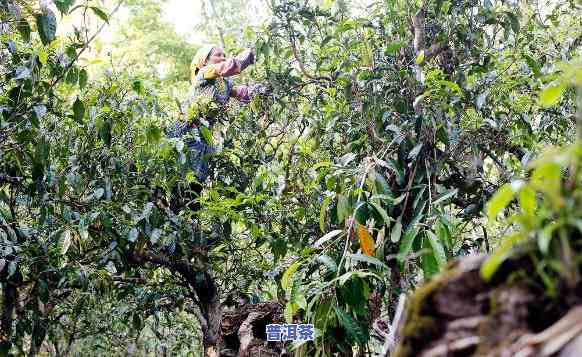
[{"x1": 191, "y1": 44, "x2": 217, "y2": 75}]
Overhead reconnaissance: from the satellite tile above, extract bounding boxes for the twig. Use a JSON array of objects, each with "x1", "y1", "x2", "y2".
[
  {"x1": 287, "y1": 24, "x2": 332, "y2": 82},
  {"x1": 380, "y1": 293, "x2": 407, "y2": 356}
]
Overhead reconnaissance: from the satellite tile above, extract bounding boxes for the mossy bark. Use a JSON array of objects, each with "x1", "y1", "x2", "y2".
[{"x1": 393, "y1": 254, "x2": 581, "y2": 357}]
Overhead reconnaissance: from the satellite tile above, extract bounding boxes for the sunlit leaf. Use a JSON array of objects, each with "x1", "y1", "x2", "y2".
[
  {"x1": 398, "y1": 227, "x2": 418, "y2": 262},
  {"x1": 348, "y1": 253, "x2": 388, "y2": 269},
  {"x1": 481, "y1": 233, "x2": 525, "y2": 280},
  {"x1": 390, "y1": 218, "x2": 402, "y2": 243},
  {"x1": 127, "y1": 228, "x2": 138, "y2": 242},
  {"x1": 317, "y1": 255, "x2": 337, "y2": 273},
  {"x1": 282, "y1": 260, "x2": 302, "y2": 291},
  {"x1": 314, "y1": 229, "x2": 343, "y2": 248},
  {"x1": 539, "y1": 84, "x2": 566, "y2": 107},
  {"x1": 519, "y1": 185, "x2": 537, "y2": 215},
  {"x1": 486, "y1": 183, "x2": 514, "y2": 222},
  {"x1": 337, "y1": 194, "x2": 350, "y2": 224},
  {"x1": 408, "y1": 143, "x2": 423, "y2": 160},
  {"x1": 90, "y1": 6, "x2": 109, "y2": 23},
  {"x1": 60, "y1": 229, "x2": 72, "y2": 255},
  {"x1": 54, "y1": 0, "x2": 76, "y2": 14},
  {"x1": 415, "y1": 50, "x2": 425, "y2": 65},
  {"x1": 426, "y1": 231, "x2": 447, "y2": 268}
]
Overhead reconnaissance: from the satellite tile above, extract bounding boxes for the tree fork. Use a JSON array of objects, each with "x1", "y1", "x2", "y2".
[{"x1": 132, "y1": 250, "x2": 223, "y2": 356}]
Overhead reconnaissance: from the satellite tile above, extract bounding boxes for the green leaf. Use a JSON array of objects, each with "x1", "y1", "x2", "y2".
[
  {"x1": 90, "y1": 6, "x2": 109, "y2": 23},
  {"x1": 36, "y1": 9, "x2": 57, "y2": 45},
  {"x1": 316, "y1": 255, "x2": 337, "y2": 273},
  {"x1": 127, "y1": 228, "x2": 138, "y2": 242},
  {"x1": 132, "y1": 313, "x2": 142, "y2": 331},
  {"x1": 539, "y1": 84, "x2": 566, "y2": 107},
  {"x1": 436, "y1": 218, "x2": 452, "y2": 252},
  {"x1": 398, "y1": 227, "x2": 419, "y2": 262},
  {"x1": 523, "y1": 54, "x2": 541, "y2": 77},
  {"x1": 439, "y1": 80, "x2": 463, "y2": 94},
  {"x1": 531, "y1": 162, "x2": 561, "y2": 190},
  {"x1": 66, "y1": 67, "x2": 78, "y2": 85},
  {"x1": 374, "y1": 173, "x2": 391, "y2": 195},
  {"x1": 426, "y1": 231, "x2": 447, "y2": 268},
  {"x1": 39, "y1": 280, "x2": 49, "y2": 303},
  {"x1": 281, "y1": 260, "x2": 302, "y2": 291},
  {"x1": 133, "y1": 80, "x2": 144, "y2": 94},
  {"x1": 432, "y1": 188, "x2": 458, "y2": 206},
  {"x1": 519, "y1": 185, "x2": 537, "y2": 215},
  {"x1": 314, "y1": 229, "x2": 343, "y2": 248},
  {"x1": 60, "y1": 229, "x2": 72, "y2": 255},
  {"x1": 486, "y1": 183, "x2": 514, "y2": 222},
  {"x1": 35, "y1": 139, "x2": 50, "y2": 165},
  {"x1": 73, "y1": 98, "x2": 85, "y2": 124},
  {"x1": 146, "y1": 125, "x2": 162, "y2": 143},
  {"x1": 415, "y1": 50, "x2": 426, "y2": 65},
  {"x1": 369, "y1": 201, "x2": 391, "y2": 225},
  {"x1": 17, "y1": 19, "x2": 31, "y2": 42},
  {"x1": 348, "y1": 253, "x2": 388, "y2": 270},
  {"x1": 441, "y1": 1, "x2": 451, "y2": 13},
  {"x1": 421, "y1": 239, "x2": 439, "y2": 279},
  {"x1": 385, "y1": 42, "x2": 402, "y2": 55},
  {"x1": 335, "y1": 307, "x2": 369, "y2": 344},
  {"x1": 284, "y1": 302, "x2": 297, "y2": 323},
  {"x1": 408, "y1": 143, "x2": 423, "y2": 160},
  {"x1": 54, "y1": 0, "x2": 76, "y2": 14},
  {"x1": 79, "y1": 69, "x2": 88, "y2": 88},
  {"x1": 339, "y1": 277, "x2": 366, "y2": 315},
  {"x1": 199, "y1": 125, "x2": 214, "y2": 145},
  {"x1": 7, "y1": 261, "x2": 16, "y2": 277},
  {"x1": 505, "y1": 12, "x2": 520, "y2": 33},
  {"x1": 390, "y1": 218, "x2": 402, "y2": 243},
  {"x1": 538, "y1": 221, "x2": 559, "y2": 254},
  {"x1": 99, "y1": 119, "x2": 112, "y2": 146},
  {"x1": 481, "y1": 233, "x2": 525, "y2": 280},
  {"x1": 337, "y1": 194, "x2": 351, "y2": 223}
]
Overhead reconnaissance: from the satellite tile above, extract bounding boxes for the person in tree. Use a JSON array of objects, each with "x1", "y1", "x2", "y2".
[{"x1": 167, "y1": 44, "x2": 264, "y2": 212}]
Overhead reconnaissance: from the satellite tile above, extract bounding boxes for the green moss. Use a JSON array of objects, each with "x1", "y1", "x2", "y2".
[{"x1": 394, "y1": 268, "x2": 463, "y2": 357}]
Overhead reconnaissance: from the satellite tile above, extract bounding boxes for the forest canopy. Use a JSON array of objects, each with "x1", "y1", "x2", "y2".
[{"x1": 1, "y1": 0, "x2": 582, "y2": 356}]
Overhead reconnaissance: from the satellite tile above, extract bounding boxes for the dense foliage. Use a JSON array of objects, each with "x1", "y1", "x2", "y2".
[{"x1": 1, "y1": 0, "x2": 581, "y2": 356}]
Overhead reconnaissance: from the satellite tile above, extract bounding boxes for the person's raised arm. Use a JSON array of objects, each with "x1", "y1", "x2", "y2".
[{"x1": 198, "y1": 49, "x2": 255, "y2": 80}]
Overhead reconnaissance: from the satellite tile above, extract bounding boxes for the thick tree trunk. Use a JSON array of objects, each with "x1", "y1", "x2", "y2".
[
  {"x1": 134, "y1": 251, "x2": 223, "y2": 355},
  {"x1": 393, "y1": 254, "x2": 582, "y2": 357},
  {"x1": 196, "y1": 272, "x2": 222, "y2": 356},
  {"x1": 29, "y1": 313, "x2": 48, "y2": 357},
  {"x1": 1, "y1": 280, "x2": 17, "y2": 352}
]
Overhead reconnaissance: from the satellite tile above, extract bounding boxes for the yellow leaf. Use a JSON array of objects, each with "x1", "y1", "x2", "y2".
[
  {"x1": 415, "y1": 50, "x2": 425, "y2": 65},
  {"x1": 539, "y1": 84, "x2": 566, "y2": 107},
  {"x1": 357, "y1": 223, "x2": 375, "y2": 257}
]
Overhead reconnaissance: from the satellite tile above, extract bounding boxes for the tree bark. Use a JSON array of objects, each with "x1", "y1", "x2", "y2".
[
  {"x1": 1, "y1": 279, "x2": 17, "y2": 352},
  {"x1": 133, "y1": 251, "x2": 223, "y2": 355}
]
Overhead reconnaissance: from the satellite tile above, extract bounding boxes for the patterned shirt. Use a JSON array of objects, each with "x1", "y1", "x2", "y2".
[{"x1": 167, "y1": 50, "x2": 254, "y2": 182}]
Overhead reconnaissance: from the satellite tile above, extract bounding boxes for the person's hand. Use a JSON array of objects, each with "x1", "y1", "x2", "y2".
[{"x1": 237, "y1": 48, "x2": 255, "y2": 69}]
